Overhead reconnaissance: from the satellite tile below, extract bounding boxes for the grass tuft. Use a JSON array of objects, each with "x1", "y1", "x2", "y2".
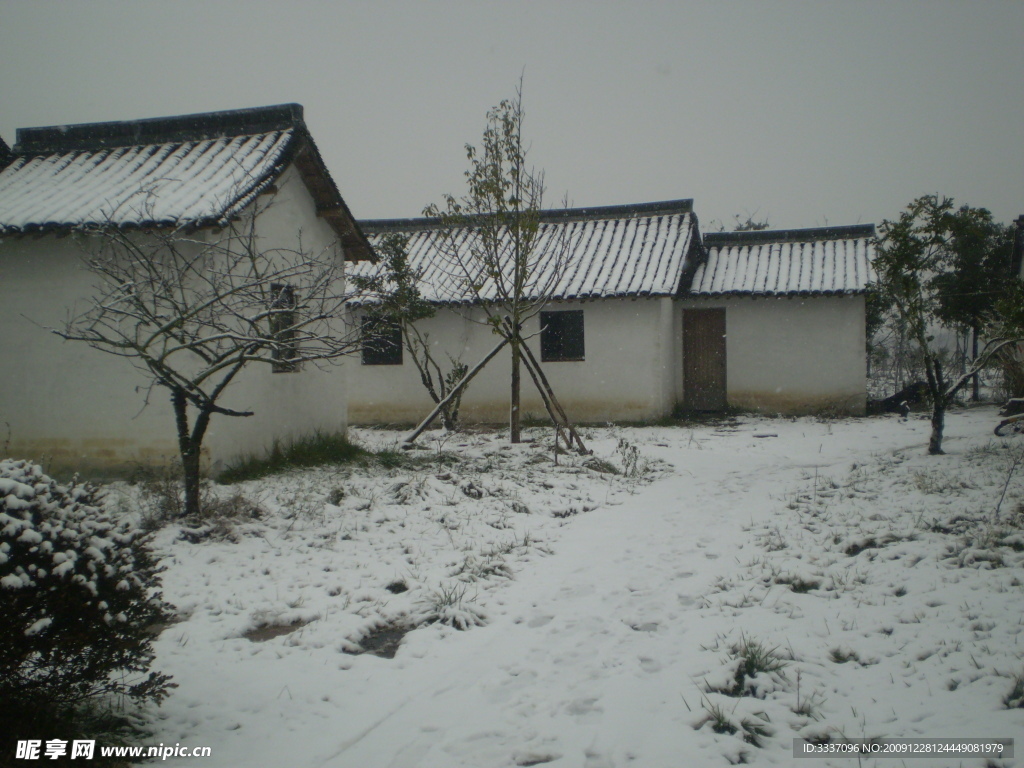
[
  {"x1": 739, "y1": 715, "x2": 772, "y2": 747},
  {"x1": 219, "y1": 431, "x2": 396, "y2": 483},
  {"x1": 701, "y1": 701, "x2": 738, "y2": 735},
  {"x1": 707, "y1": 635, "x2": 789, "y2": 697},
  {"x1": 734, "y1": 636, "x2": 788, "y2": 680},
  {"x1": 829, "y1": 647, "x2": 861, "y2": 664},
  {"x1": 1004, "y1": 673, "x2": 1024, "y2": 709}
]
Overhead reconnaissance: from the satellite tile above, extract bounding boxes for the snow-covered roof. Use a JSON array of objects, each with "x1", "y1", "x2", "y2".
[
  {"x1": 0, "y1": 104, "x2": 373, "y2": 260},
  {"x1": 354, "y1": 200, "x2": 700, "y2": 303},
  {"x1": 692, "y1": 225, "x2": 876, "y2": 296}
]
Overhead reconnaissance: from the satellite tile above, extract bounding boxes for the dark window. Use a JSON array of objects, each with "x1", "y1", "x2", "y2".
[
  {"x1": 269, "y1": 283, "x2": 299, "y2": 373},
  {"x1": 540, "y1": 310, "x2": 585, "y2": 362},
  {"x1": 361, "y1": 316, "x2": 403, "y2": 365}
]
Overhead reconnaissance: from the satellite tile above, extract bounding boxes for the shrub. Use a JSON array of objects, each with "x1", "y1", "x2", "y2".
[{"x1": 0, "y1": 459, "x2": 174, "y2": 747}]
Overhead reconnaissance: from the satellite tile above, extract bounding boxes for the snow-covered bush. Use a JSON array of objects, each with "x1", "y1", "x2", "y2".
[{"x1": 0, "y1": 459, "x2": 174, "y2": 736}]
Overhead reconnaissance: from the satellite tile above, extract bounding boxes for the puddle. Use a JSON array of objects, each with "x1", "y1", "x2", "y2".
[
  {"x1": 244, "y1": 619, "x2": 311, "y2": 642},
  {"x1": 345, "y1": 624, "x2": 414, "y2": 658}
]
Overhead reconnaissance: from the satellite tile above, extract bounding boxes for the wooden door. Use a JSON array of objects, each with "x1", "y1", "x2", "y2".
[{"x1": 683, "y1": 308, "x2": 727, "y2": 411}]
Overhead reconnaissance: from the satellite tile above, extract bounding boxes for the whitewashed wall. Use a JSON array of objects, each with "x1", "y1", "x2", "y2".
[
  {"x1": 351, "y1": 293, "x2": 868, "y2": 423},
  {"x1": 349, "y1": 298, "x2": 676, "y2": 425},
  {"x1": 678, "y1": 294, "x2": 867, "y2": 414},
  {"x1": 0, "y1": 166, "x2": 350, "y2": 476}
]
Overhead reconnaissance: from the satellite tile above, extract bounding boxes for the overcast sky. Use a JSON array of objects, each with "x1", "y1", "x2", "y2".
[{"x1": 2, "y1": 1, "x2": 1021, "y2": 231}]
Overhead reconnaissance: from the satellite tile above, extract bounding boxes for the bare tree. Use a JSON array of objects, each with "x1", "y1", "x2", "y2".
[
  {"x1": 424, "y1": 82, "x2": 576, "y2": 442},
  {"x1": 350, "y1": 233, "x2": 468, "y2": 430},
  {"x1": 58, "y1": 204, "x2": 358, "y2": 516}
]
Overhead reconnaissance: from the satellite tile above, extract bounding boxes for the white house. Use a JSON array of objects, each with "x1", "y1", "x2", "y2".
[
  {"x1": 688, "y1": 226, "x2": 874, "y2": 414},
  {"x1": 0, "y1": 104, "x2": 372, "y2": 476},
  {"x1": 348, "y1": 202, "x2": 875, "y2": 424}
]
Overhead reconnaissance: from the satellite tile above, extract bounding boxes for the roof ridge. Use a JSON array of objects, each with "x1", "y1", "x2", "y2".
[
  {"x1": 704, "y1": 223, "x2": 875, "y2": 247},
  {"x1": 13, "y1": 104, "x2": 306, "y2": 154},
  {"x1": 359, "y1": 199, "x2": 694, "y2": 232}
]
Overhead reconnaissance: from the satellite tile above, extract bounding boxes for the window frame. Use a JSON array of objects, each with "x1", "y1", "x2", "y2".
[
  {"x1": 360, "y1": 315, "x2": 404, "y2": 366},
  {"x1": 539, "y1": 309, "x2": 585, "y2": 363},
  {"x1": 269, "y1": 283, "x2": 299, "y2": 373}
]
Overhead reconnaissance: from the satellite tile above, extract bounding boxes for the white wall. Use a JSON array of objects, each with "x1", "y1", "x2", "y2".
[
  {"x1": 349, "y1": 298, "x2": 675, "y2": 425},
  {"x1": 0, "y1": 166, "x2": 350, "y2": 477},
  {"x1": 679, "y1": 294, "x2": 867, "y2": 414}
]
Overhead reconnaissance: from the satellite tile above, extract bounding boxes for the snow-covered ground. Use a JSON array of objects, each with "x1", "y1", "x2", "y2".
[{"x1": 141, "y1": 408, "x2": 1023, "y2": 767}]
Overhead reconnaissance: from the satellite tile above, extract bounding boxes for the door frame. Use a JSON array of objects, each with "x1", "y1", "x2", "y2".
[{"x1": 682, "y1": 307, "x2": 727, "y2": 411}]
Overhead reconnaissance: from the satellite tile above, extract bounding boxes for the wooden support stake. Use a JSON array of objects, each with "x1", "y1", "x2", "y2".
[
  {"x1": 518, "y1": 344, "x2": 568, "y2": 446},
  {"x1": 403, "y1": 335, "x2": 509, "y2": 446},
  {"x1": 504, "y1": 318, "x2": 588, "y2": 455}
]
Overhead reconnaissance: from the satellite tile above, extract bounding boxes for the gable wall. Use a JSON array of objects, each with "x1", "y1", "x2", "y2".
[
  {"x1": 0, "y1": 165, "x2": 349, "y2": 478},
  {"x1": 349, "y1": 297, "x2": 675, "y2": 425}
]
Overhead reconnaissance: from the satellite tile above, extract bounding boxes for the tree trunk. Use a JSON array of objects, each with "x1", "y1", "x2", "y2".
[
  {"x1": 928, "y1": 402, "x2": 945, "y2": 455},
  {"x1": 181, "y1": 442, "x2": 203, "y2": 517},
  {"x1": 925, "y1": 358, "x2": 946, "y2": 455},
  {"x1": 171, "y1": 388, "x2": 212, "y2": 518},
  {"x1": 510, "y1": 340, "x2": 521, "y2": 443},
  {"x1": 971, "y1": 325, "x2": 980, "y2": 402}
]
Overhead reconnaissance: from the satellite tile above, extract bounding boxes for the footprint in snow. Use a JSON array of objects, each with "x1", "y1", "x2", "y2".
[
  {"x1": 639, "y1": 656, "x2": 663, "y2": 673},
  {"x1": 629, "y1": 621, "x2": 659, "y2": 632},
  {"x1": 513, "y1": 752, "x2": 561, "y2": 767},
  {"x1": 565, "y1": 697, "x2": 602, "y2": 716}
]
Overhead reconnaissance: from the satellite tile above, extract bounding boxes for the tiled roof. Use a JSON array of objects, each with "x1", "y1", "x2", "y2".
[
  {"x1": 0, "y1": 131, "x2": 293, "y2": 231},
  {"x1": 0, "y1": 104, "x2": 374, "y2": 260},
  {"x1": 691, "y1": 225, "x2": 876, "y2": 296},
  {"x1": 353, "y1": 200, "x2": 700, "y2": 303}
]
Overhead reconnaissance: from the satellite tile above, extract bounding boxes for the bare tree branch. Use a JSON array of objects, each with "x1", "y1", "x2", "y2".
[{"x1": 56, "y1": 192, "x2": 360, "y2": 515}]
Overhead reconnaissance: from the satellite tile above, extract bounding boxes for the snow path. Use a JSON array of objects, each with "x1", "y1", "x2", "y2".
[
  {"x1": 310, "y1": 463, "x2": 755, "y2": 767},
  {"x1": 309, "y1": 424, "x2": 894, "y2": 767},
  {"x1": 151, "y1": 411, "x2": 1023, "y2": 767}
]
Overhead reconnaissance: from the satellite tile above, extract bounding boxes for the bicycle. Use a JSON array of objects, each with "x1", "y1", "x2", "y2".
[{"x1": 995, "y1": 398, "x2": 1024, "y2": 436}]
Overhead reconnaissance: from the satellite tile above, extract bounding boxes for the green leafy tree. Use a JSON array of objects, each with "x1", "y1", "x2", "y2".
[
  {"x1": 424, "y1": 83, "x2": 575, "y2": 442},
  {"x1": 874, "y1": 195, "x2": 1021, "y2": 454},
  {"x1": 928, "y1": 211, "x2": 1014, "y2": 399},
  {"x1": 350, "y1": 234, "x2": 468, "y2": 430},
  {"x1": 994, "y1": 280, "x2": 1024, "y2": 398}
]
